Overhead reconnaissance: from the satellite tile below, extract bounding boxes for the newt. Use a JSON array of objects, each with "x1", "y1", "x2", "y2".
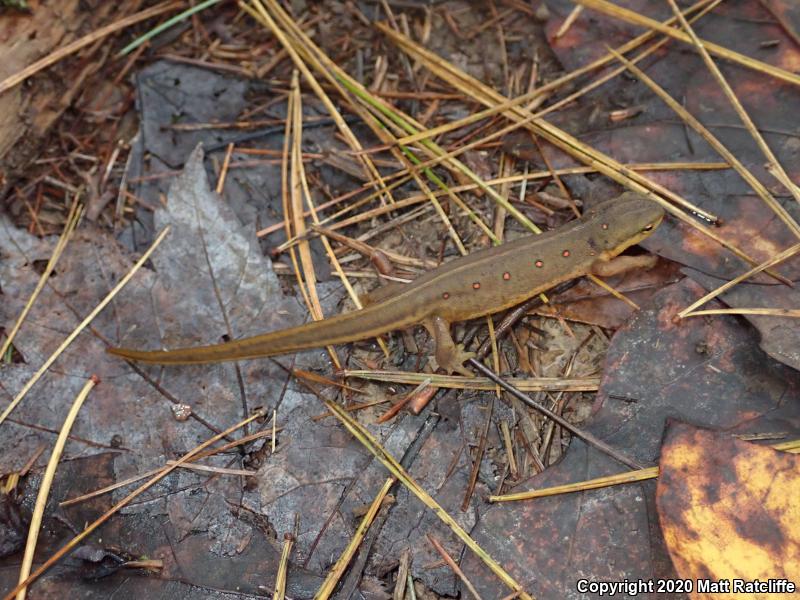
[{"x1": 108, "y1": 192, "x2": 664, "y2": 375}]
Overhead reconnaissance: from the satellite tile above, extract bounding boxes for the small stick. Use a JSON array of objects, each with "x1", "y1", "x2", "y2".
[
  {"x1": 467, "y1": 359, "x2": 645, "y2": 470},
  {"x1": 427, "y1": 533, "x2": 485, "y2": 600}
]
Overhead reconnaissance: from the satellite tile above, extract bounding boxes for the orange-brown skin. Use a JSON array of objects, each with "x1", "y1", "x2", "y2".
[{"x1": 108, "y1": 193, "x2": 664, "y2": 374}]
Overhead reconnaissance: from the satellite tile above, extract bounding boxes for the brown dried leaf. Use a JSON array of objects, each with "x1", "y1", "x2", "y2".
[
  {"x1": 685, "y1": 267, "x2": 800, "y2": 372},
  {"x1": 462, "y1": 278, "x2": 800, "y2": 597},
  {"x1": 0, "y1": 147, "x2": 327, "y2": 596},
  {"x1": 534, "y1": 257, "x2": 682, "y2": 328}
]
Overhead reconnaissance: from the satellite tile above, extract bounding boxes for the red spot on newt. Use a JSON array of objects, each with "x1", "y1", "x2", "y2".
[
  {"x1": 562, "y1": 250, "x2": 570, "y2": 257},
  {"x1": 535, "y1": 260, "x2": 544, "y2": 268},
  {"x1": 442, "y1": 292, "x2": 450, "y2": 300},
  {"x1": 472, "y1": 282, "x2": 481, "y2": 290},
  {"x1": 502, "y1": 272, "x2": 511, "y2": 280},
  {"x1": 602, "y1": 223, "x2": 609, "y2": 230}
]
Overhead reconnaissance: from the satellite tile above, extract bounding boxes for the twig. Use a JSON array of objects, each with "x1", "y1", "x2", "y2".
[
  {"x1": 679, "y1": 242, "x2": 800, "y2": 318},
  {"x1": 467, "y1": 359, "x2": 644, "y2": 470}
]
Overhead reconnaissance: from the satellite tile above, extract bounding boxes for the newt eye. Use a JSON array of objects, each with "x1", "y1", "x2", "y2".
[{"x1": 643, "y1": 223, "x2": 655, "y2": 232}]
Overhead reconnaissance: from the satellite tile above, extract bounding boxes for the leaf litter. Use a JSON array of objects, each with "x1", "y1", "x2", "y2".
[{"x1": 2, "y1": 0, "x2": 800, "y2": 598}]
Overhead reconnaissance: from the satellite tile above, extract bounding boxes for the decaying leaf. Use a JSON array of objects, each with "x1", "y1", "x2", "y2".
[
  {"x1": 686, "y1": 267, "x2": 800, "y2": 372},
  {"x1": 657, "y1": 421, "x2": 800, "y2": 597},
  {"x1": 462, "y1": 278, "x2": 800, "y2": 597},
  {"x1": 0, "y1": 147, "x2": 327, "y2": 596}
]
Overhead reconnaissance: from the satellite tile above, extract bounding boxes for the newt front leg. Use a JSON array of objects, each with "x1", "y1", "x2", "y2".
[
  {"x1": 423, "y1": 315, "x2": 476, "y2": 377},
  {"x1": 590, "y1": 254, "x2": 658, "y2": 278}
]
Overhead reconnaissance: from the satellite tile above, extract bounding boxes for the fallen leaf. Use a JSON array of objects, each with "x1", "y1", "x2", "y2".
[
  {"x1": 534, "y1": 258, "x2": 682, "y2": 328},
  {"x1": 657, "y1": 421, "x2": 800, "y2": 597},
  {"x1": 685, "y1": 267, "x2": 800, "y2": 372},
  {"x1": 461, "y1": 278, "x2": 800, "y2": 597},
  {"x1": 0, "y1": 147, "x2": 325, "y2": 596}
]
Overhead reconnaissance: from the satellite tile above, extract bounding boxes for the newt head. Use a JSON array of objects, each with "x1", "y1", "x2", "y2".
[{"x1": 587, "y1": 192, "x2": 665, "y2": 259}]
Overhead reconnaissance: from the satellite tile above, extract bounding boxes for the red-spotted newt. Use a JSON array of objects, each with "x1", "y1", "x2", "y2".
[{"x1": 108, "y1": 192, "x2": 664, "y2": 375}]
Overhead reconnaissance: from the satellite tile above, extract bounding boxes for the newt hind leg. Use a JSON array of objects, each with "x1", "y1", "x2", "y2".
[{"x1": 423, "y1": 315, "x2": 475, "y2": 377}]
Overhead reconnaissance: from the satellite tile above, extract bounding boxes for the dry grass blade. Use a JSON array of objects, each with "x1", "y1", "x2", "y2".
[
  {"x1": 247, "y1": 0, "x2": 567, "y2": 317},
  {"x1": 245, "y1": 0, "x2": 473, "y2": 306},
  {"x1": 341, "y1": 370, "x2": 600, "y2": 392},
  {"x1": 4, "y1": 409, "x2": 265, "y2": 600},
  {"x1": 522, "y1": 0, "x2": 725, "y2": 127},
  {"x1": 249, "y1": 0, "x2": 726, "y2": 314},
  {"x1": 377, "y1": 23, "x2": 718, "y2": 222},
  {"x1": 272, "y1": 162, "x2": 728, "y2": 254},
  {"x1": 377, "y1": 24, "x2": 792, "y2": 285},
  {"x1": 396, "y1": 0, "x2": 720, "y2": 146},
  {"x1": 684, "y1": 308, "x2": 800, "y2": 318},
  {"x1": 316, "y1": 38, "x2": 492, "y2": 250},
  {"x1": 767, "y1": 163, "x2": 800, "y2": 199},
  {"x1": 491, "y1": 438, "x2": 800, "y2": 502},
  {"x1": 0, "y1": 226, "x2": 172, "y2": 428},
  {"x1": 323, "y1": 399, "x2": 534, "y2": 600},
  {"x1": 587, "y1": 274, "x2": 639, "y2": 309},
  {"x1": 310, "y1": 225, "x2": 437, "y2": 269},
  {"x1": 399, "y1": 0, "x2": 724, "y2": 161},
  {"x1": 251, "y1": 0, "x2": 537, "y2": 242},
  {"x1": 310, "y1": 399, "x2": 391, "y2": 422},
  {"x1": 16, "y1": 376, "x2": 98, "y2": 600},
  {"x1": 664, "y1": 0, "x2": 800, "y2": 206},
  {"x1": 679, "y1": 242, "x2": 800, "y2": 318},
  {"x1": 60, "y1": 429, "x2": 275, "y2": 507},
  {"x1": 490, "y1": 467, "x2": 660, "y2": 502},
  {"x1": 393, "y1": 551, "x2": 411, "y2": 600},
  {"x1": 215, "y1": 142, "x2": 235, "y2": 194},
  {"x1": 350, "y1": 93, "x2": 491, "y2": 252},
  {"x1": 337, "y1": 76, "x2": 542, "y2": 238},
  {"x1": 1, "y1": 200, "x2": 82, "y2": 360},
  {"x1": 314, "y1": 477, "x2": 395, "y2": 599},
  {"x1": 295, "y1": 81, "x2": 392, "y2": 358},
  {"x1": 273, "y1": 526, "x2": 295, "y2": 600},
  {"x1": 607, "y1": 46, "x2": 800, "y2": 240},
  {"x1": 291, "y1": 368, "x2": 366, "y2": 395},
  {"x1": 240, "y1": 1, "x2": 393, "y2": 207},
  {"x1": 163, "y1": 461, "x2": 254, "y2": 476},
  {"x1": 500, "y1": 420, "x2": 518, "y2": 479},
  {"x1": 281, "y1": 73, "x2": 314, "y2": 315},
  {"x1": 0, "y1": 1, "x2": 182, "y2": 95},
  {"x1": 773, "y1": 439, "x2": 800, "y2": 452},
  {"x1": 287, "y1": 71, "x2": 344, "y2": 367},
  {"x1": 573, "y1": 0, "x2": 800, "y2": 86}
]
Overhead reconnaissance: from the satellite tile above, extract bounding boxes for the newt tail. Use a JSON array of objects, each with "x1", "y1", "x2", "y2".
[{"x1": 107, "y1": 298, "x2": 422, "y2": 365}]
